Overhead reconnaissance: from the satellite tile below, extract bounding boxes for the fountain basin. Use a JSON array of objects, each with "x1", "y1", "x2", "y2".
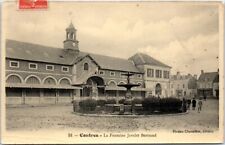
[{"x1": 117, "y1": 84, "x2": 140, "y2": 89}]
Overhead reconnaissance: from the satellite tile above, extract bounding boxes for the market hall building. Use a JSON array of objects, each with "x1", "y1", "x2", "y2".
[{"x1": 5, "y1": 23, "x2": 171, "y2": 105}]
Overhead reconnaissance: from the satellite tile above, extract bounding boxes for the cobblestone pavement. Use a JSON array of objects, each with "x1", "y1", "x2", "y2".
[{"x1": 6, "y1": 99, "x2": 219, "y2": 132}]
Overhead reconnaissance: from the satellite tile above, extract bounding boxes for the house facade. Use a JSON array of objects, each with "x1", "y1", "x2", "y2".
[
  {"x1": 129, "y1": 53, "x2": 171, "y2": 97},
  {"x1": 5, "y1": 23, "x2": 171, "y2": 105},
  {"x1": 197, "y1": 70, "x2": 219, "y2": 99},
  {"x1": 170, "y1": 72, "x2": 197, "y2": 98}
]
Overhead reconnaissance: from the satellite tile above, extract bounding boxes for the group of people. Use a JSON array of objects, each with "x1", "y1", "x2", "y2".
[{"x1": 183, "y1": 97, "x2": 204, "y2": 113}]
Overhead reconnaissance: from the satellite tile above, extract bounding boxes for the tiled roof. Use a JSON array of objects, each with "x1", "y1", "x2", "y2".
[
  {"x1": 88, "y1": 53, "x2": 141, "y2": 73},
  {"x1": 198, "y1": 72, "x2": 219, "y2": 82},
  {"x1": 214, "y1": 74, "x2": 219, "y2": 82},
  {"x1": 6, "y1": 39, "x2": 141, "y2": 73},
  {"x1": 6, "y1": 39, "x2": 82, "y2": 65},
  {"x1": 129, "y1": 53, "x2": 171, "y2": 68}
]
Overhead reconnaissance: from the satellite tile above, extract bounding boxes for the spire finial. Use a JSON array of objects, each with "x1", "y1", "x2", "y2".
[
  {"x1": 66, "y1": 21, "x2": 75, "y2": 30},
  {"x1": 67, "y1": 11, "x2": 75, "y2": 30}
]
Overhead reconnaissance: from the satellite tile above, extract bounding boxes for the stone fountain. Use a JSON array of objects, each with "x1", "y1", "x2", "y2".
[{"x1": 117, "y1": 72, "x2": 140, "y2": 114}]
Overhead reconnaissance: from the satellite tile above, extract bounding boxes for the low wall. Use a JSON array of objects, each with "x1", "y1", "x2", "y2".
[
  {"x1": 6, "y1": 95, "x2": 145, "y2": 105},
  {"x1": 25, "y1": 97, "x2": 40, "y2": 104},
  {"x1": 58, "y1": 97, "x2": 72, "y2": 103},
  {"x1": 6, "y1": 97, "x2": 22, "y2": 105},
  {"x1": 40, "y1": 97, "x2": 56, "y2": 104}
]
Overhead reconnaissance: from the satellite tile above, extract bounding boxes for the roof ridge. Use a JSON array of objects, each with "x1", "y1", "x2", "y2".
[
  {"x1": 87, "y1": 52, "x2": 133, "y2": 62},
  {"x1": 136, "y1": 52, "x2": 171, "y2": 68},
  {"x1": 6, "y1": 39, "x2": 62, "y2": 50}
]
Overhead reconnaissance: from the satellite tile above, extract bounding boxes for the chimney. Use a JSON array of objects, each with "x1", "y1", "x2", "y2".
[{"x1": 201, "y1": 70, "x2": 204, "y2": 74}]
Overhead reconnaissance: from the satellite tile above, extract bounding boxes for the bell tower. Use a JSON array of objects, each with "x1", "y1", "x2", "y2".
[{"x1": 63, "y1": 22, "x2": 79, "y2": 51}]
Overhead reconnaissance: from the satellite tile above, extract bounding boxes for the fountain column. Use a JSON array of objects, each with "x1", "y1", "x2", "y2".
[{"x1": 116, "y1": 90, "x2": 119, "y2": 104}]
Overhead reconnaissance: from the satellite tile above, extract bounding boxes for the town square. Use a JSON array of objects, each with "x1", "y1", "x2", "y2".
[{"x1": 6, "y1": 99, "x2": 218, "y2": 131}]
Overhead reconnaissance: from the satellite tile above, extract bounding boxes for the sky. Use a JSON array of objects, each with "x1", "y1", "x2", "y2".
[{"x1": 3, "y1": 2, "x2": 220, "y2": 76}]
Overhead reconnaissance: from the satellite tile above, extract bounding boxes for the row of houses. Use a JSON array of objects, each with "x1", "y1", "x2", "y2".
[
  {"x1": 170, "y1": 70, "x2": 219, "y2": 99},
  {"x1": 5, "y1": 23, "x2": 219, "y2": 105}
]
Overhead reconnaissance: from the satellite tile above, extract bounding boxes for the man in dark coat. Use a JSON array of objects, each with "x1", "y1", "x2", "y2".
[
  {"x1": 192, "y1": 98, "x2": 196, "y2": 110},
  {"x1": 203, "y1": 94, "x2": 207, "y2": 101}
]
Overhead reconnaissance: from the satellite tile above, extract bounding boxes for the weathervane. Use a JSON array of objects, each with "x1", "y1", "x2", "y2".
[{"x1": 68, "y1": 11, "x2": 73, "y2": 23}]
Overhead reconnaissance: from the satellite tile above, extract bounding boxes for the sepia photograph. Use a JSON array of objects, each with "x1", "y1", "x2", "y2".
[{"x1": 1, "y1": 1, "x2": 224, "y2": 144}]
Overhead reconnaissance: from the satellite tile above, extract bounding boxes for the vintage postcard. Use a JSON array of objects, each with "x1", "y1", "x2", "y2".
[{"x1": 0, "y1": 1, "x2": 224, "y2": 144}]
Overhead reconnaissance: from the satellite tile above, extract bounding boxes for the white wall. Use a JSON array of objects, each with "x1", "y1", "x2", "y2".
[{"x1": 143, "y1": 65, "x2": 170, "y2": 97}]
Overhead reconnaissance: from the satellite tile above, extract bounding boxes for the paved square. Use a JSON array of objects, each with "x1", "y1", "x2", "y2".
[{"x1": 6, "y1": 99, "x2": 219, "y2": 132}]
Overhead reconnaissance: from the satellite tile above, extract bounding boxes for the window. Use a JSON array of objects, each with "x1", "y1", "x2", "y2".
[
  {"x1": 183, "y1": 84, "x2": 185, "y2": 88},
  {"x1": 62, "y1": 66, "x2": 69, "y2": 72},
  {"x1": 120, "y1": 72, "x2": 125, "y2": 77},
  {"x1": 46, "y1": 65, "x2": 54, "y2": 71},
  {"x1": 99, "y1": 70, "x2": 105, "y2": 75},
  {"x1": 110, "y1": 71, "x2": 115, "y2": 76},
  {"x1": 156, "y1": 70, "x2": 162, "y2": 78},
  {"x1": 163, "y1": 71, "x2": 170, "y2": 79},
  {"x1": 29, "y1": 63, "x2": 37, "y2": 70},
  {"x1": 84, "y1": 63, "x2": 89, "y2": 70},
  {"x1": 9, "y1": 61, "x2": 19, "y2": 68},
  {"x1": 69, "y1": 32, "x2": 74, "y2": 39},
  {"x1": 174, "y1": 76, "x2": 177, "y2": 80},
  {"x1": 147, "y1": 69, "x2": 154, "y2": 77}
]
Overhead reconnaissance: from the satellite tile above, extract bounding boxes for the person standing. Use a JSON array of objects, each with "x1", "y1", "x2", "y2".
[
  {"x1": 198, "y1": 98, "x2": 203, "y2": 113},
  {"x1": 182, "y1": 98, "x2": 187, "y2": 112},
  {"x1": 192, "y1": 98, "x2": 196, "y2": 110},
  {"x1": 203, "y1": 94, "x2": 206, "y2": 101},
  {"x1": 187, "y1": 99, "x2": 191, "y2": 110}
]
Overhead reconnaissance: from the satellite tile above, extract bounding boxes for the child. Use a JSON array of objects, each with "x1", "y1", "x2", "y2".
[{"x1": 198, "y1": 98, "x2": 203, "y2": 113}]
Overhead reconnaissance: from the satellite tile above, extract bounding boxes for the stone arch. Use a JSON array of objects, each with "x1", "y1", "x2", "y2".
[
  {"x1": 118, "y1": 81, "x2": 126, "y2": 85},
  {"x1": 25, "y1": 75, "x2": 41, "y2": 84},
  {"x1": 83, "y1": 76, "x2": 105, "y2": 97},
  {"x1": 6, "y1": 74, "x2": 23, "y2": 83},
  {"x1": 59, "y1": 77, "x2": 71, "y2": 85},
  {"x1": 108, "y1": 80, "x2": 117, "y2": 87},
  {"x1": 43, "y1": 76, "x2": 57, "y2": 85},
  {"x1": 155, "y1": 83, "x2": 162, "y2": 95}
]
